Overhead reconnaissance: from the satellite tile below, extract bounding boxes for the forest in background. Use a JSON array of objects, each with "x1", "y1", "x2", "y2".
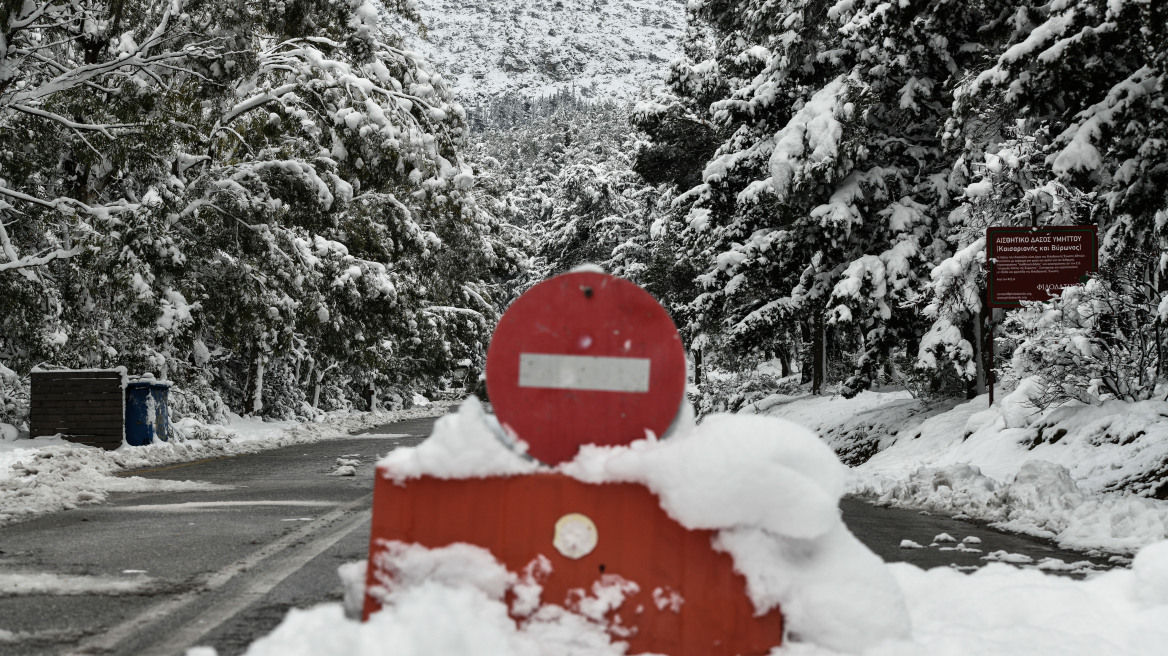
[
  {"x1": 3, "y1": 0, "x2": 1167, "y2": 429},
  {"x1": 498, "y1": 0, "x2": 1168, "y2": 414}
]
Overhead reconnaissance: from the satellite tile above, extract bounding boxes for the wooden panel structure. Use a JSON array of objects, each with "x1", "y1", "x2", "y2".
[{"x1": 30, "y1": 371, "x2": 124, "y2": 450}]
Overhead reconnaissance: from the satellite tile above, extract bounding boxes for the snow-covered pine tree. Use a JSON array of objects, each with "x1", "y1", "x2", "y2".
[
  {"x1": 638, "y1": 0, "x2": 997, "y2": 395},
  {"x1": 0, "y1": 0, "x2": 521, "y2": 423},
  {"x1": 919, "y1": 0, "x2": 1168, "y2": 401},
  {"x1": 473, "y1": 96, "x2": 666, "y2": 289}
]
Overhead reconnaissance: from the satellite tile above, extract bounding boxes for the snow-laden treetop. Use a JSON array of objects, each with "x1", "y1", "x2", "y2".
[{"x1": 379, "y1": 0, "x2": 685, "y2": 106}]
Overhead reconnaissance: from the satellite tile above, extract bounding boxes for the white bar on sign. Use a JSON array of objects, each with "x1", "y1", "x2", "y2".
[{"x1": 519, "y1": 353, "x2": 651, "y2": 393}]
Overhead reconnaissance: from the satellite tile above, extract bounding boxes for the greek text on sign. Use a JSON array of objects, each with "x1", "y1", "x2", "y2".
[
  {"x1": 986, "y1": 225, "x2": 1098, "y2": 308},
  {"x1": 519, "y1": 353, "x2": 651, "y2": 393}
]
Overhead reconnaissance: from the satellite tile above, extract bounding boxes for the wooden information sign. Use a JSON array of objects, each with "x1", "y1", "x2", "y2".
[{"x1": 986, "y1": 225, "x2": 1098, "y2": 308}]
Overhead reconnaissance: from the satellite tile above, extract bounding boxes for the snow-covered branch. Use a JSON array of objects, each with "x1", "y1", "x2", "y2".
[
  {"x1": 0, "y1": 246, "x2": 81, "y2": 272},
  {"x1": 12, "y1": 104, "x2": 141, "y2": 137}
]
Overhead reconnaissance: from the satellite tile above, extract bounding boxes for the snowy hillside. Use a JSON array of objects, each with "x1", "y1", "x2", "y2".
[{"x1": 381, "y1": 0, "x2": 685, "y2": 106}]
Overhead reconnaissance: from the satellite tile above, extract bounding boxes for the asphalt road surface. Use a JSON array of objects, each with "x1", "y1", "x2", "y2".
[{"x1": 0, "y1": 413, "x2": 1115, "y2": 655}]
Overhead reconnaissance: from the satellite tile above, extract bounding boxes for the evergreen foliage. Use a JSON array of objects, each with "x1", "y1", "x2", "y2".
[
  {"x1": 4, "y1": 0, "x2": 1168, "y2": 428},
  {"x1": 0, "y1": 0, "x2": 523, "y2": 425},
  {"x1": 631, "y1": 0, "x2": 1168, "y2": 402}
]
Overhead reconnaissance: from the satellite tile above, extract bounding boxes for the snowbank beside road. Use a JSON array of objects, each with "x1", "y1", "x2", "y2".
[
  {"x1": 235, "y1": 545, "x2": 1168, "y2": 656},
  {"x1": 222, "y1": 398, "x2": 1168, "y2": 656},
  {"x1": 756, "y1": 389, "x2": 1168, "y2": 554},
  {"x1": 0, "y1": 404, "x2": 452, "y2": 527}
]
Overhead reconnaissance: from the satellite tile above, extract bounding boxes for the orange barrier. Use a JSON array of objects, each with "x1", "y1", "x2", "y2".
[{"x1": 363, "y1": 470, "x2": 783, "y2": 655}]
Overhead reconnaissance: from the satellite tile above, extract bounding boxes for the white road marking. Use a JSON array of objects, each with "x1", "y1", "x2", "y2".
[
  {"x1": 65, "y1": 494, "x2": 371, "y2": 656},
  {"x1": 138, "y1": 508, "x2": 372, "y2": 656},
  {"x1": 518, "y1": 353, "x2": 651, "y2": 392}
]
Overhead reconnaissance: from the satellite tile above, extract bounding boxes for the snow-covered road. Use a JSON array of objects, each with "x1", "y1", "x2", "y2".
[
  {"x1": 0, "y1": 419, "x2": 432, "y2": 656},
  {"x1": 0, "y1": 409, "x2": 1123, "y2": 655}
]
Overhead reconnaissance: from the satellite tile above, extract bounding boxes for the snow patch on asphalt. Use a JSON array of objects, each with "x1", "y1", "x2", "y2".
[
  {"x1": 0, "y1": 571, "x2": 156, "y2": 596},
  {"x1": 116, "y1": 500, "x2": 338, "y2": 512},
  {"x1": 0, "y1": 404, "x2": 452, "y2": 526}
]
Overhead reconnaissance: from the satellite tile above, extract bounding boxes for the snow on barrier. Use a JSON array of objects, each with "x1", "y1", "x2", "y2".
[
  {"x1": 362, "y1": 272, "x2": 909, "y2": 654},
  {"x1": 363, "y1": 474, "x2": 782, "y2": 655}
]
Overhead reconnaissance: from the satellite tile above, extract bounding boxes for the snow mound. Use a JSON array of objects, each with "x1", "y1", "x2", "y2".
[
  {"x1": 1132, "y1": 540, "x2": 1168, "y2": 607},
  {"x1": 246, "y1": 543, "x2": 625, "y2": 656},
  {"x1": 871, "y1": 546, "x2": 1168, "y2": 656},
  {"x1": 753, "y1": 389, "x2": 1168, "y2": 554},
  {"x1": 855, "y1": 457, "x2": 1168, "y2": 554},
  {"x1": 241, "y1": 539, "x2": 1168, "y2": 656},
  {"x1": 379, "y1": 400, "x2": 910, "y2": 653},
  {"x1": 379, "y1": 398, "x2": 540, "y2": 481},
  {"x1": 564, "y1": 413, "x2": 848, "y2": 540}
]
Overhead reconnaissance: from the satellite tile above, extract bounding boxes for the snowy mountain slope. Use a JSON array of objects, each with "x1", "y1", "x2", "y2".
[{"x1": 381, "y1": 0, "x2": 685, "y2": 106}]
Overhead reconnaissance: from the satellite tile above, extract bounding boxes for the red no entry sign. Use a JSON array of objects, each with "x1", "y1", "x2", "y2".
[{"x1": 486, "y1": 272, "x2": 687, "y2": 465}]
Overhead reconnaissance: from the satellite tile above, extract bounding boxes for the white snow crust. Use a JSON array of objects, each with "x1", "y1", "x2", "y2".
[
  {"x1": 838, "y1": 392, "x2": 1168, "y2": 554},
  {"x1": 243, "y1": 541, "x2": 627, "y2": 656},
  {"x1": 379, "y1": 398, "x2": 539, "y2": 481},
  {"x1": 225, "y1": 541, "x2": 1168, "y2": 656},
  {"x1": 741, "y1": 388, "x2": 1168, "y2": 555}
]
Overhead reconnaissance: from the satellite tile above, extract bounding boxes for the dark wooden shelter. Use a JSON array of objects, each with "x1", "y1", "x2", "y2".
[{"x1": 29, "y1": 370, "x2": 124, "y2": 450}]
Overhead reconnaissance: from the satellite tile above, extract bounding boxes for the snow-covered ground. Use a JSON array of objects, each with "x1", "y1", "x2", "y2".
[
  {"x1": 232, "y1": 549, "x2": 1168, "y2": 656},
  {"x1": 0, "y1": 404, "x2": 452, "y2": 527},
  {"x1": 381, "y1": 0, "x2": 685, "y2": 106},
  {"x1": 11, "y1": 378, "x2": 1168, "y2": 654},
  {"x1": 742, "y1": 385, "x2": 1168, "y2": 555},
  {"x1": 196, "y1": 398, "x2": 1168, "y2": 656}
]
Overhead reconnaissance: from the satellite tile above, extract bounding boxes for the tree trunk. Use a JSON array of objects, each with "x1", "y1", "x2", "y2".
[
  {"x1": 812, "y1": 312, "x2": 826, "y2": 395},
  {"x1": 693, "y1": 347, "x2": 703, "y2": 386},
  {"x1": 778, "y1": 345, "x2": 791, "y2": 378},
  {"x1": 251, "y1": 352, "x2": 265, "y2": 415},
  {"x1": 362, "y1": 382, "x2": 376, "y2": 411},
  {"x1": 969, "y1": 305, "x2": 987, "y2": 399},
  {"x1": 799, "y1": 321, "x2": 813, "y2": 384}
]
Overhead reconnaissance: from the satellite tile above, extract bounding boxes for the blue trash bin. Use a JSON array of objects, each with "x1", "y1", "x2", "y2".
[{"x1": 125, "y1": 380, "x2": 172, "y2": 446}]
